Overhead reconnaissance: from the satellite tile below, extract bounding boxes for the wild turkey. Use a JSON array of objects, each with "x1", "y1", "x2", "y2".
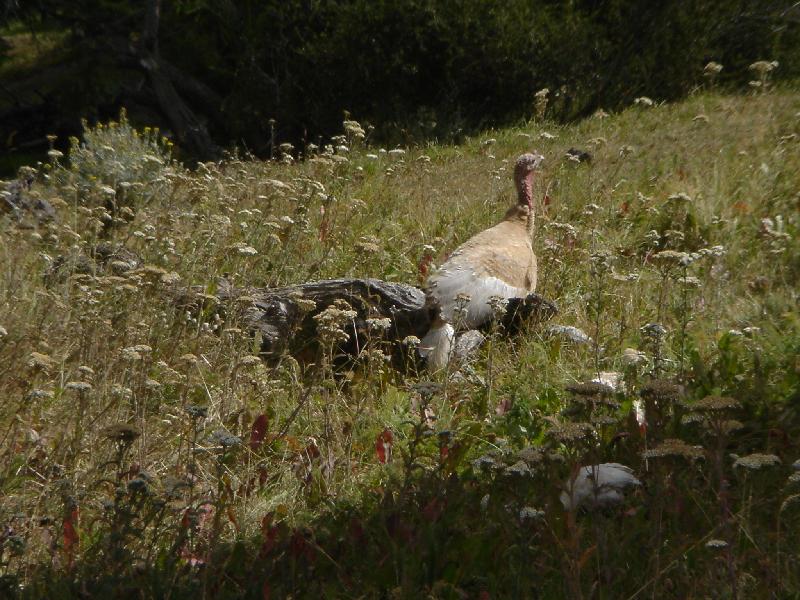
[
  {"x1": 560, "y1": 463, "x2": 642, "y2": 511},
  {"x1": 420, "y1": 152, "x2": 544, "y2": 369}
]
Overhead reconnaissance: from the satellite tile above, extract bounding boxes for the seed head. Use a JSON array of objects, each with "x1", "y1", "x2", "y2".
[
  {"x1": 401, "y1": 335, "x2": 421, "y2": 347},
  {"x1": 566, "y1": 381, "x2": 614, "y2": 398},
  {"x1": 101, "y1": 423, "x2": 141, "y2": 443},
  {"x1": 691, "y1": 395, "x2": 741, "y2": 413},
  {"x1": 643, "y1": 438, "x2": 704, "y2": 460},
  {"x1": 734, "y1": 453, "x2": 780, "y2": 470},
  {"x1": 28, "y1": 352, "x2": 57, "y2": 371},
  {"x1": 639, "y1": 380, "x2": 682, "y2": 402},
  {"x1": 65, "y1": 381, "x2": 92, "y2": 393},
  {"x1": 547, "y1": 421, "x2": 594, "y2": 443}
]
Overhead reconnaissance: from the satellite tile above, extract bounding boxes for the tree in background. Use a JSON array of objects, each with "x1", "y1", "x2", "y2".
[{"x1": 1, "y1": 0, "x2": 798, "y2": 170}]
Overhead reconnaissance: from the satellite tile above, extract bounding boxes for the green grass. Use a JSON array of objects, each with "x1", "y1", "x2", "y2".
[{"x1": 1, "y1": 88, "x2": 799, "y2": 598}]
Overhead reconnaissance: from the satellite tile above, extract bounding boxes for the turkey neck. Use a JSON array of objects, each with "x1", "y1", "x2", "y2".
[{"x1": 508, "y1": 171, "x2": 535, "y2": 236}]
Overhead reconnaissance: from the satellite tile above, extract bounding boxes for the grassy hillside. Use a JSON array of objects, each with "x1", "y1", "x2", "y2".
[{"x1": 1, "y1": 88, "x2": 799, "y2": 598}]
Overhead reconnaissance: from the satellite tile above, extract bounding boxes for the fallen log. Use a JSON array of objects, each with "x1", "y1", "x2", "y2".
[{"x1": 220, "y1": 278, "x2": 558, "y2": 364}]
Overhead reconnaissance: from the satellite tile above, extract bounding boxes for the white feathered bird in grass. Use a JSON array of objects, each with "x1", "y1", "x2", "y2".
[
  {"x1": 419, "y1": 152, "x2": 545, "y2": 369},
  {"x1": 560, "y1": 463, "x2": 642, "y2": 511}
]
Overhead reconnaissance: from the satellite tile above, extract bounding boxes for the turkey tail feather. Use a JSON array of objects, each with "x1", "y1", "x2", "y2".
[{"x1": 419, "y1": 319, "x2": 455, "y2": 371}]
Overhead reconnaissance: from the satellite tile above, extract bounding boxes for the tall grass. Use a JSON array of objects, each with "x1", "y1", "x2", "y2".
[{"x1": 1, "y1": 88, "x2": 799, "y2": 597}]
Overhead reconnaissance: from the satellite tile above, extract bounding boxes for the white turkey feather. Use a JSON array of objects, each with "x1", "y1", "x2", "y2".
[
  {"x1": 428, "y1": 267, "x2": 527, "y2": 328},
  {"x1": 418, "y1": 321, "x2": 455, "y2": 370},
  {"x1": 560, "y1": 463, "x2": 641, "y2": 511}
]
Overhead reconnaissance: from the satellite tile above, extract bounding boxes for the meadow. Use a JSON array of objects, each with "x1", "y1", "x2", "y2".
[{"x1": 1, "y1": 85, "x2": 799, "y2": 598}]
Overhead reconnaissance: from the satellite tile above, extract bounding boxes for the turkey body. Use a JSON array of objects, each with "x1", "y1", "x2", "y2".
[
  {"x1": 560, "y1": 463, "x2": 642, "y2": 511},
  {"x1": 420, "y1": 152, "x2": 543, "y2": 369}
]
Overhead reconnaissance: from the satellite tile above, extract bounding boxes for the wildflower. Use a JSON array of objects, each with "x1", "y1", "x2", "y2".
[
  {"x1": 698, "y1": 245, "x2": 725, "y2": 257},
  {"x1": 411, "y1": 381, "x2": 443, "y2": 398},
  {"x1": 0, "y1": 325, "x2": 7, "y2": 338},
  {"x1": 186, "y1": 405, "x2": 207, "y2": 420},
  {"x1": 734, "y1": 453, "x2": 780, "y2": 470},
  {"x1": 65, "y1": 381, "x2": 92, "y2": 393},
  {"x1": 595, "y1": 372, "x2": 624, "y2": 392},
  {"x1": 640, "y1": 379, "x2": 682, "y2": 402},
  {"x1": 111, "y1": 385, "x2": 133, "y2": 399},
  {"x1": 78, "y1": 365, "x2": 95, "y2": 378},
  {"x1": 472, "y1": 454, "x2": 500, "y2": 471},
  {"x1": 178, "y1": 353, "x2": 198, "y2": 365},
  {"x1": 401, "y1": 335, "x2": 421, "y2": 347},
  {"x1": 643, "y1": 438, "x2": 703, "y2": 460},
  {"x1": 640, "y1": 322, "x2": 667, "y2": 339},
  {"x1": 487, "y1": 295, "x2": 509, "y2": 318},
  {"x1": 593, "y1": 109, "x2": 609, "y2": 119},
  {"x1": 681, "y1": 276, "x2": 701, "y2": 287},
  {"x1": 705, "y1": 539, "x2": 728, "y2": 549},
  {"x1": 343, "y1": 119, "x2": 366, "y2": 139},
  {"x1": 161, "y1": 272, "x2": 181, "y2": 285},
  {"x1": 505, "y1": 460, "x2": 532, "y2": 477},
  {"x1": 622, "y1": 348, "x2": 646, "y2": 366},
  {"x1": 101, "y1": 423, "x2": 141, "y2": 443},
  {"x1": 667, "y1": 192, "x2": 692, "y2": 203},
  {"x1": 238, "y1": 355, "x2": 262, "y2": 367},
  {"x1": 516, "y1": 447, "x2": 544, "y2": 466},
  {"x1": 634, "y1": 96, "x2": 654, "y2": 107},
  {"x1": 47, "y1": 149, "x2": 63, "y2": 160},
  {"x1": 208, "y1": 429, "x2": 242, "y2": 449},
  {"x1": 314, "y1": 300, "x2": 358, "y2": 344},
  {"x1": 481, "y1": 138, "x2": 496, "y2": 147},
  {"x1": 539, "y1": 131, "x2": 556, "y2": 140},
  {"x1": 121, "y1": 347, "x2": 142, "y2": 361},
  {"x1": 519, "y1": 507, "x2": 545, "y2": 522},
  {"x1": 355, "y1": 239, "x2": 380, "y2": 254},
  {"x1": 652, "y1": 250, "x2": 693, "y2": 267},
  {"x1": 144, "y1": 378, "x2": 161, "y2": 390},
  {"x1": 27, "y1": 389, "x2": 54, "y2": 401},
  {"x1": 546, "y1": 324, "x2": 592, "y2": 345},
  {"x1": 388, "y1": 148, "x2": 406, "y2": 157},
  {"x1": 619, "y1": 145, "x2": 635, "y2": 157},
  {"x1": 288, "y1": 293, "x2": 316, "y2": 313},
  {"x1": 28, "y1": 352, "x2": 57, "y2": 371},
  {"x1": 703, "y1": 62, "x2": 723, "y2": 77},
  {"x1": 691, "y1": 395, "x2": 741, "y2": 413},
  {"x1": 749, "y1": 60, "x2": 778, "y2": 75},
  {"x1": 547, "y1": 421, "x2": 594, "y2": 443},
  {"x1": 366, "y1": 317, "x2": 392, "y2": 332}
]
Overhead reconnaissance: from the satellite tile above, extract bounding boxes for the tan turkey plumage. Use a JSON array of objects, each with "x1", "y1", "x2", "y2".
[{"x1": 420, "y1": 152, "x2": 544, "y2": 369}]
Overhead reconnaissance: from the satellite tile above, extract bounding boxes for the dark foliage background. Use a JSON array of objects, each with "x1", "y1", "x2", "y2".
[{"x1": 1, "y1": 0, "x2": 799, "y2": 169}]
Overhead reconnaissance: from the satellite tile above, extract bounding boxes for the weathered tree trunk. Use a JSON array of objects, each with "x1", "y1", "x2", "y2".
[{"x1": 220, "y1": 278, "x2": 558, "y2": 363}]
